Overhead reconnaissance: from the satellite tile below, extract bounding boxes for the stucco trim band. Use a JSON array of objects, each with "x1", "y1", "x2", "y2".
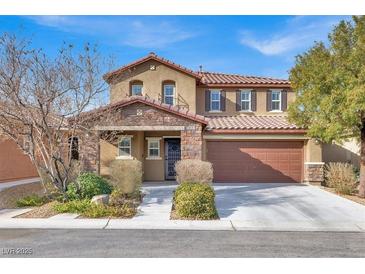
[
  {"x1": 94, "y1": 126, "x2": 186, "y2": 131},
  {"x1": 203, "y1": 134, "x2": 309, "y2": 140}
]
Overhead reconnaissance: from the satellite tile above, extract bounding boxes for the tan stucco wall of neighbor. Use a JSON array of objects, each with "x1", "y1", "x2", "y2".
[
  {"x1": 109, "y1": 60, "x2": 197, "y2": 112},
  {"x1": 196, "y1": 87, "x2": 295, "y2": 116},
  {"x1": 0, "y1": 139, "x2": 38, "y2": 183},
  {"x1": 322, "y1": 139, "x2": 360, "y2": 168}
]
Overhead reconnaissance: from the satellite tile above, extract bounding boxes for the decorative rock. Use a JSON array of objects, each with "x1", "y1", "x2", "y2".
[{"x1": 91, "y1": 194, "x2": 109, "y2": 205}]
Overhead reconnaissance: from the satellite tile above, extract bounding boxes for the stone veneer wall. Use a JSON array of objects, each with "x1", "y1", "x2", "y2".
[
  {"x1": 181, "y1": 124, "x2": 203, "y2": 160},
  {"x1": 79, "y1": 131, "x2": 99, "y2": 173},
  {"x1": 304, "y1": 162, "x2": 324, "y2": 185}
]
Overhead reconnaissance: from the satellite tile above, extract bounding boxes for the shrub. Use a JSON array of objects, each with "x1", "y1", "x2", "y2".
[
  {"x1": 53, "y1": 199, "x2": 136, "y2": 218},
  {"x1": 325, "y1": 162, "x2": 357, "y2": 195},
  {"x1": 53, "y1": 199, "x2": 92, "y2": 213},
  {"x1": 16, "y1": 195, "x2": 49, "y2": 207},
  {"x1": 109, "y1": 188, "x2": 142, "y2": 207},
  {"x1": 82, "y1": 204, "x2": 136, "y2": 218},
  {"x1": 174, "y1": 182, "x2": 218, "y2": 220},
  {"x1": 66, "y1": 172, "x2": 112, "y2": 200},
  {"x1": 175, "y1": 159, "x2": 213, "y2": 184},
  {"x1": 109, "y1": 159, "x2": 142, "y2": 194}
]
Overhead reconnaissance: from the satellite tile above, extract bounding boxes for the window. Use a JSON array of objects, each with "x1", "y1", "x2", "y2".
[
  {"x1": 131, "y1": 83, "x2": 143, "y2": 96},
  {"x1": 163, "y1": 84, "x2": 175, "y2": 105},
  {"x1": 240, "y1": 90, "x2": 251, "y2": 111},
  {"x1": 147, "y1": 138, "x2": 161, "y2": 159},
  {"x1": 210, "y1": 90, "x2": 221, "y2": 111},
  {"x1": 68, "y1": 137, "x2": 79, "y2": 160},
  {"x1": 118, "y1": 136, "x2": 132, "y2": 158},
  {"x1": 271, "y1": 90, "x2": 282, "y2": 111}
]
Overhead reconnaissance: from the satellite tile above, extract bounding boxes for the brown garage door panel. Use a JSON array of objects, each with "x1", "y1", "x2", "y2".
[{"x1": 207, "y1": 141, "x2": 303, "y2": 183}]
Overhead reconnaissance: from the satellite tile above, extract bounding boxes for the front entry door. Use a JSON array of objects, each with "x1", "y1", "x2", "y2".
[{"x1": 165, "y1": 139, "x2": 181, "y2": 180}]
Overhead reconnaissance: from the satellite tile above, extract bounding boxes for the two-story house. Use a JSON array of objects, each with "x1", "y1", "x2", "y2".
[{"x1": 76, "y1": 52, "x2": 325, "y2": 184}]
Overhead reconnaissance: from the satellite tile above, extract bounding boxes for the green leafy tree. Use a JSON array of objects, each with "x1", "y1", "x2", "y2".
[{"x1": 288, "y1": 16, "x2": 365, "y2": 197}]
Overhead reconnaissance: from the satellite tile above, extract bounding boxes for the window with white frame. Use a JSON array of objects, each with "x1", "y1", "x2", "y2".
[
  {"x1": 210, "y1": 90, "x2": 221, "y2": 111},
  {"x1": 131, "y1": 83, "x2": 143, "y2": 96},
  {"x1": 271, "y1": 90, "x2": 282, "y2": 111},
  {"x1": 163, "y1": 84, "x2": 175, "y2": 105},
  {"x1": 118, "y1": 136, "x2": 132, "y2": 157},
  {"x1": 240, "y1": 90, "x2": 251, "y2": 111},
  {"x1": 147, "y1": 138, "x2": 161, "y2": 158}
]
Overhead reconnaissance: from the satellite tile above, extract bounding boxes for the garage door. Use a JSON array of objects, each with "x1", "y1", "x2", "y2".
[{"x1": 207, "y1": 141, "x2": 303, "y2": 183}]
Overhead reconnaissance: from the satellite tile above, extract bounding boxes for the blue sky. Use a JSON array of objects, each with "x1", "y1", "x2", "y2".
[{"x1": 0, "y1": 15, "x2": 348, "y2": 79}]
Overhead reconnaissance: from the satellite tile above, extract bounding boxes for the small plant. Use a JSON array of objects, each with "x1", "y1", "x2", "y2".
[
  {"x1": 66, "y1": 172, "x2": 112, "y2": 200},
  {"x1": 109, "y1": 188, "x2": 141, "y2": 207},
  {"x1": 16, "y1": 195, "x2": 49, "y2": 207},
  {"x1": 53, "y1": 199, "x2": 91, "y2": 213},
  {"x1": 109, "y1": 159, "x2": 142, "y2": 194},
  {"x1": 175, "y1": 159, "x2": 213, "y2": 184},
  {"x1": 174, "y1": 182, "x2": 218, "y2": 220},
  {"x1": 325, "y1": 162, "x2": 357, "y2": 195}
]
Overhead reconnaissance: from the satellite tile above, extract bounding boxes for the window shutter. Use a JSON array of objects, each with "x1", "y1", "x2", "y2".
[
  {"x1": 220, "y1": 90, "x2": 226, "y2": 111},
  {"x1": 161, "y1": 87, "x2": 165, "y2": 103},
  {"x1": 266, "y1": 90, "x2": 272, "y2": 111},
  {"x1": 251, "y1": 90, "x2": 257, "y2": 111},
  {"x1": 281, "y1": 90, "x2": 288, "y2": 111},
  {"x1": 236, "y1": 90, "x2": 241, "y2": 111},
  {"x1": 205, "y1": 90, "x2": 211, "y2": 111}
]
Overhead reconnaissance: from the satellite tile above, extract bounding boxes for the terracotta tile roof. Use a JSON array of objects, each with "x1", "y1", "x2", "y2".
[
  {"x1": 197, "y1": 71, "x2": 290, "y2": 87},
  {"x1": 207, "y1": 115, "x2": 300, "y2": 130},
  {"x1": 80, "y1": 96, "x2": 209, "y2": 125},
  {"x1": 103, "y1": 52, "x2": 201, "y2": 82}
]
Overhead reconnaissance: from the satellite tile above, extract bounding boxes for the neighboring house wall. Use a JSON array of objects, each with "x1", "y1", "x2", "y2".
[
  {"x1": 196, "y1": 87, "x2": 295, "y2": 116},
  {"x1": 0, "y1": 139, "x2": 38, "y2": 182},
  {"x1": 109, "y1": 60, "x2": 197, "y2": 112}
]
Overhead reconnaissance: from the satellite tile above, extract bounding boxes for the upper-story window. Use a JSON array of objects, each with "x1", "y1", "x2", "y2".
[
  {"x1": 240, "y1": 90, "x2": 251, "y2": 111},
  {"x1": 210, "y1": 90, "x2": 221, "y2": 111},
  {"x1": 130, "y1": 81, "x2": 143, "y2": 96},
  {"x1": 163, "y1": 82, "x2": 175, "y2": 105},
  {"x1": 271, "y1": 90, "x2": 282, "y2": 111}
]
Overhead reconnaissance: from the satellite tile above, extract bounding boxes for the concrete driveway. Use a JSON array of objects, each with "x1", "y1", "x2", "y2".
[{"x1": 214, "y1": 183, "x2": 365, "y2": 229}]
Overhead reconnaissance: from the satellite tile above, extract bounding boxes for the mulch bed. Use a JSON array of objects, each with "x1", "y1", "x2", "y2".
[
  {"x1": 0, "y1": 182, "x2": 45, "y2": 209},
  {"x1": 320, "y1": 186, "x2": 365, "y2": 206},
  {"x1": 15, "y1": 201, "x2": 59, "y2": 218}
]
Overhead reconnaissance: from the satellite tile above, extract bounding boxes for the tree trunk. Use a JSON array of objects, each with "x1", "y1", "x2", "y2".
[{"x1": 359, "y1": 124, "x2": 365, "y2": 198}]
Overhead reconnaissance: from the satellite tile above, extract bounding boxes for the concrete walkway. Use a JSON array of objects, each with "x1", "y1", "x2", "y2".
[
  {"x1": 133, "y1": 183, "x2": 177, "y2": 221},
  {"x1": 0, "y1": 177, "x2": 40, "y2": 192}
]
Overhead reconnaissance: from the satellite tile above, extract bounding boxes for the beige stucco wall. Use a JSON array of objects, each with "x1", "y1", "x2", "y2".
[
  {"x1": 322, "y1": 139, "x2": 360, "y2": 168},
  {"x1": 100, "y1": 130, "x2": 180, "y2": 181},
  {"x1": 109, "y1": 60, "x2": 197, "y2": 112},
  {"x1": 196, "y1": 87, "x2": 295, "y2": 116},
  {"x1": 303, "y1": 139, "x2": 323, "y2": 163}
]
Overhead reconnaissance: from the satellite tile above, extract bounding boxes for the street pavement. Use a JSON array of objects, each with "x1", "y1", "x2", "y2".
[{"x1": 0, "y1": 229, "x2": 364, "y2": 257}]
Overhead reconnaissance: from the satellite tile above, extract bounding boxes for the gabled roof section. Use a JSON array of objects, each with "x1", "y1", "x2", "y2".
[
  {"x1": 197, "y1": 71, "x2": 290, "y2": 87},
  {"x1": 80, "y1": 96, "x2": 209, "y2": 125},
  {"x1": 103, "y1": 52, "x2": 201, "y2": 83}
]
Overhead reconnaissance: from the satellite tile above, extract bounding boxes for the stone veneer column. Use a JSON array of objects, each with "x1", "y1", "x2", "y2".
[
  {"x1": 180, "y1": 124, "x2": 203, "y2": 160},
  {"x1": 79, "y1": 131, "x2": 100, "y2": 173},
  {"x1": 304, "y1": 162, "x2": 324, "y2": 185}
]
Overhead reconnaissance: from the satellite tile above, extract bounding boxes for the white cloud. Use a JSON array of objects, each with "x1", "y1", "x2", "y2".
[
  {"x1": 239, "y1": 16, "x2": 348, "y2": 56},
  {"x1": 28, "y1": 16, "x2": 196, "y2": 49}
]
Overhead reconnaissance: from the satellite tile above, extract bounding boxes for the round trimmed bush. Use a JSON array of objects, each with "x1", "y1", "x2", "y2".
[
  {"x1": 66, "y1": 172, "x2": 112, "y2": 200},
  {"x1": 174, "y1": 182, "x2": 218, "y2": 220}
]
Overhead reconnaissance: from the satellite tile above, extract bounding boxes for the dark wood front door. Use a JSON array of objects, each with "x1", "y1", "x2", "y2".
[{"x1": 165, "y1": 139, "x2": 181, "y2": 180}]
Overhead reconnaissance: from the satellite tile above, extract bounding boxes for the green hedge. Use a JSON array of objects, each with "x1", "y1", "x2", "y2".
[
  {"x1": 66, "y1": 172, "x2": 112, "y2": 200},
  {"x1": 174, "y1": 182, "x2": 218, "y2": 220}
]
